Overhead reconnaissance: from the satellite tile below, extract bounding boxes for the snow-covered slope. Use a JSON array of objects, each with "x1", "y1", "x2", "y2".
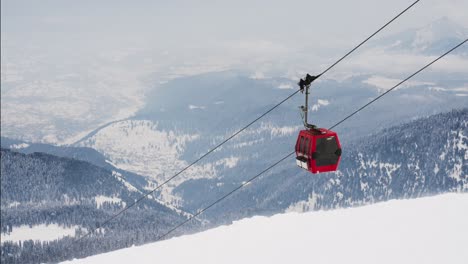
[
  {"x1": 0, "y1": 149, "x2": 194, "y2": 263},
  {"x1": 66, "y1": 194, "x2": 468, "y2": 264},
  {"x1": 77, "y1": 120, "x2": 208, "y2": 182},
  {"x1": 76, "y1": 119, "x2": 217, "y2": 205}
]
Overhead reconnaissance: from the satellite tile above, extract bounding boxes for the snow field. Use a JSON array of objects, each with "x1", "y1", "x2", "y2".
[{"x1": 65, "y1": 193, "x2": 468, "y2": 264}]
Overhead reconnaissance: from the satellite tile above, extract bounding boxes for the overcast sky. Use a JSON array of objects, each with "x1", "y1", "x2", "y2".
[
  {"x1": 2, "y1": 0, "x2": 467, "y2": 80},
  {"x1": 2, "y1": 0, "x2": 467, "y2": 50}
]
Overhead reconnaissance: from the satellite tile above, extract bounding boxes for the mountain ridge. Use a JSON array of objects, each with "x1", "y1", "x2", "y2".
[{"x1": 0, "y1": 148, "x2": 198, "y2": 264}]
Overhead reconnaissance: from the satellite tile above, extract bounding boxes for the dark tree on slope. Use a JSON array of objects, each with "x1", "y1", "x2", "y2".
[{"x1": 0, "y1": 150, "x2": 198, "y2": 264}]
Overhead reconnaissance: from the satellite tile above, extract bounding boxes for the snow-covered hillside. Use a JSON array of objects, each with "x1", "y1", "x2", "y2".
[
  {"x1": 66, "y1": 194, "x2": 468, "y2": 264},
  {"x1": 0, "y1": 149, "x2": 194, "y2": 263},
  {"x1": 77, "y1": 120, "x2": 210, "y2": 183}
]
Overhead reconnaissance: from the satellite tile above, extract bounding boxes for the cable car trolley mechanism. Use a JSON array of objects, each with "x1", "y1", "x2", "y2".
[{"x1": 295, "y1": 74, "x2": 342, "y2": 174}]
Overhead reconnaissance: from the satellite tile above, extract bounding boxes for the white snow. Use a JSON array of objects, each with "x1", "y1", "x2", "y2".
[
  {"x1": 78, "y1": 120, "x2": 215, "y2": 195},
  {"x1": 379, "y1": 162, "x2": 401, "y2": 178},
  {"x1": 6, "y1": 201, "x2": 21, "y2": 208},
  {"x1": 277, "y1": 83, "x2": 293, "y2": 89},
  {"x1": 188, "y1": 104, "x2": 206, "y2": 110},
  {"x1": 439, "y1": 151, "x2": 446, "y2": 161},
  {"x1": 448, "y1": 130, "x2": 467, "y2": 181},
  {"x1": 62, "y1": 194, "x2": 80, "y2": 206},
  {"x1": 9, "y1": 143, "x2": 29, "y2": 149},
  {"x1": 360, "y1": 181, "x2": 369, "y2": 191},
  {"x1": 363, "y1": 76, "x2": 435, "y2": 92},
  {"x1": 65, "y1": 194, "x2": 468, "y2": 264},
  {"x1": 286, "y1": 192, "x2": 319, "y2": 213},
  {"x1": 94, "y1": 195, "x2": 125, "y2": 209},
  {"x1": 249, "y1": 71, "x2": 266, "y2": 80},
  {"x1": 357, "y1": 153, "x2": 382, "y2": 170},
  {"x1": 250, "y1": 122, "x2": 302, "y2": 138},
  {"x1": 311, "y1": 99, "x2": 330, "y2": 111},
  {"x1": 455, "y1": 131, "x2": 467, "y2": 153},
  {"x1": 450, "y1": 163, "x2": 463, "y2": 181},
  {"x1": 112, "y1": 171, "x2": 139, "y2": 192},
  {"x1": 429, "y1": 86, "x2": 468, "y2": 93},
  {"x1": 231, "y1": 138, "x2": 265, "y2": 149},
  {"x1": 269, "y1": 125, "x2": 301, "y2": 137},
  {"x1": 1, "y1": 224, "x2": 84, "y2": 243},
  {"x1": 215, "y1": 156, "x2": 240, "y2": 169}
]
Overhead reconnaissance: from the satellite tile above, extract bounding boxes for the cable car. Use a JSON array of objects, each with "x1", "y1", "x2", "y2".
[{"x1": 295, "y1": 74, "x2": 342, "y2": 174}]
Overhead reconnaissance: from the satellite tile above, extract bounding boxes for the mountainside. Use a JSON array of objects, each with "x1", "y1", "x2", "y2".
[
  {"x1": 63, "y1": 106, "x2": 468, "y2": 228},
  {"x1": 2, "y1": 91, "x2": 464, "y2": 264},
  {"x1": 0, "y1": 150, "x2": 196, "y2": 264},
  {"x1": 2, "y1": 108, "x2": 464, "y2": 264},
  {"x1": 0, "y1": 137, "x2": 152, "y2": 191},
  {"x1": 64, "y1": 194, "x2": 468, "y2": 264},
  {"x1": 75, "y1": 68, "x2": 467, "y2": 208},
  {"x1": 184, "y1": 108, "x2": 467, "y2": 222}
]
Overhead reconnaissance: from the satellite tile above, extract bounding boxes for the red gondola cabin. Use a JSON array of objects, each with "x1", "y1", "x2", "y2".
[
  {"x1": 295, "y1": 73, "x2": 342, "y2": 174},
  {"x1": 295, "y1": 128, "x2": 342, "y2": 174}
]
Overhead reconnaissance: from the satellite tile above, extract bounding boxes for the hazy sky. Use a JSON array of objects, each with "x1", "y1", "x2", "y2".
[
  {"x1": 2, "y1": 0, "x2": 467, "y2": 81},
  {"x1": 2, "y1": 0, "x2": 468, "y2": 51}
]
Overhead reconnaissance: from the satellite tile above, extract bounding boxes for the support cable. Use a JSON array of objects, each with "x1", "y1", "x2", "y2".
[
  {"x1": 150, "y1": 38, "x2": 467, "y2": 243},
  {"x1": 76, "y1": 0, "x2": 423, "y2": 242}
]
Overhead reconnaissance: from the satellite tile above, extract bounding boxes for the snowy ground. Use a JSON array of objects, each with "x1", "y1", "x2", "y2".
[
  {"x1": 1, "y1": 224, "x2": 83, "y2": 243},
  {"x1": 65, "y1": 193, "x2": 468, "y2": 264}
]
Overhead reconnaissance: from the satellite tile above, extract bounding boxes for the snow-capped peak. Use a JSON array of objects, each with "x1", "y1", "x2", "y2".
[
  {"x1": 412, "y1": 17, "x2": 467, "y2": 50},
  {"x1": 377, "y1": 17, "x2": 468, "y2": 55}
]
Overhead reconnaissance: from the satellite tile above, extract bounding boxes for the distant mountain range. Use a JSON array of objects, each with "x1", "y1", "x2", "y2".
[
  {"x1": 374, "y1": 17, "x2": 468, "y2": 56},
  {"x1": 1, "y1": 18, "x2": 467, "y2": 145}
]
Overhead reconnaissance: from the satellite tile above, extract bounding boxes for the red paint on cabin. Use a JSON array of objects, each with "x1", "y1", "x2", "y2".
[{"x1": 295, "y1": 128, "x2": 342, "y2": 174}]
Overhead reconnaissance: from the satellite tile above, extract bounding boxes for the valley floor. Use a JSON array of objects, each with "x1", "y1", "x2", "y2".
[{"x1": 64, "y1": 193, "x2": 468, "y2": 264}]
